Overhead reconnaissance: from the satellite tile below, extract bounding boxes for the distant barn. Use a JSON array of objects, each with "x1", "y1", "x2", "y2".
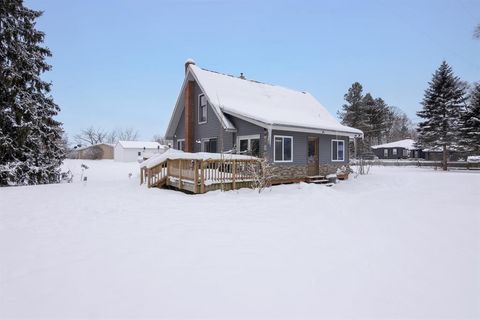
[
  {"x1": 68, "y1": 143, "x2": 114, "y2": 160},
  {"x1": 114, "y1": 141, "x2": 167, "y2": 162}
]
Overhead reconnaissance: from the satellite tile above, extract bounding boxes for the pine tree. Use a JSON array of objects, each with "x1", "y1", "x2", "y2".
[
  {"x1": 0, "y1": 0, "x2": 65, "y2": 185},
  {"x1": 338, "y1": 82, "x2": 368, "y2": 130},
  {"x1": 460, "y1": 83, "x2": 480, "y2": 153},
  {"x1": 416, "y1": 61, "x2": 467, "y2": 170}
]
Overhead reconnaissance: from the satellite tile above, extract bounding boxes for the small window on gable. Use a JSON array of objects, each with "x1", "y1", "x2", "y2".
[
  {"x1": 198, "y1": 94, "x2": 207, "y2": 124},
  {"x1": 137, "y1": 151, "x2": 141, "y2": 156},
  {"x1": 332, "y1": 140, "x2": 344, "y2": 161}
]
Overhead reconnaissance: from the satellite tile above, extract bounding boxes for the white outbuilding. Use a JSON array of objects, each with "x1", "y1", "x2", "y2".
[{"x1": 114, "y1": 141, "x2": 167, "y2": 162}]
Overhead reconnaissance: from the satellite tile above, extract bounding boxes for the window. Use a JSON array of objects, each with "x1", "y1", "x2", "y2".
[
  {"x1": 332, "y1": 140, "x2": 345, "y2": 161},
  {"x1": 403, "y1": 149, "x2": 408, "y2": 157},
  {"x1": 137, "y1": 151, "x2": 141, "y2": 156},
  {"x1": 384, "y1": 149, "x2": 388, "y2": 157},
  {"x1": 393, "y1": 148, "x2": 397, "y2": 156},
  {"x1": 274, "y1": 136, "x2": 293, "y2": 162},
  {"x1": 177, "y1": 139, "x2": 185, "y2": 151},
  {"x1": 202, "y1": 138, "x2": 217, "y2": 153},
  {"x1": 237, "y1": 135, "x2": 260, "y2": 157},
  {"x1": 198, "y1": 94, "x2": 207, "y2": 124}
]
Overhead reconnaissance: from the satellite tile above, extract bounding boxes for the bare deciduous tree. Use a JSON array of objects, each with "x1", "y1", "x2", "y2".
[
  {"x1": 116, "y1": 127, "x2": 139, "y2": 141},
  {"x1": 76, "y1": 127, "x2": 139, "y2": 145},
  {"x1": 74, "y1": 127, "x2": 107, "y2": 146},
  {"x1": 247, "y1": 158, "x2": 274, "y2": 193},
  {"x1": 152, "y1": 134, "x2": 168, "y2": 145}
]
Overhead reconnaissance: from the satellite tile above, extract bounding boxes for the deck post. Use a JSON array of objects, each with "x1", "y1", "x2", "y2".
[
  {"x1": 193, "y1": 160, "x2": 198, "y2": 194},
  {"x1": 179, "y1": 160, "x2": 183, "y2": 189},
  {"x1": 140, "y1": 167, "x2": 144, "y2": 185},
  {"x1": 201, "y1": 161, "x2": 205, "y2": 193},
  {"x1": 147, "y1": 169, "x2": 151, "y2": 187},
  {"x1": 232, "y1": 160, "x2": 237, "y2": 190}
]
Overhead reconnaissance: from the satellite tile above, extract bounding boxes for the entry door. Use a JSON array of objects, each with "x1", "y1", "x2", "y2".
[{"x1": 307, "y1": 137, "x2": 319, "y2": 176}]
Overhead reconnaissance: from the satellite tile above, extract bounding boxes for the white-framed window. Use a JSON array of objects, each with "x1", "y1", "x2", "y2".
[
  {"x1": 274, "y1": 135, "x2": 293, "y2": 162},
  {"x1": 403, "y1": 149, "x2": 408, "y2": 157},
  {"x1": 331, "y1": 139, "x2": 345, "y2": 162},
  {"x1": 237, "y1": 134, "x2": 260, "y2": 157},
  {"x1": 392, "y1": 148, "x2": 397, "y2": 156},
  {"x1": 177, "y1": 139, "x2": 185, "y2": 151},
  {"x1": 384, "y1": 149, "x2": 388, "y2": 157},
  {"x1": 201, "y1": 137, "x2": 217, "y2": 153},
  {"x1": 198, "y1": 94, "x2": 207, "y2": 124}
]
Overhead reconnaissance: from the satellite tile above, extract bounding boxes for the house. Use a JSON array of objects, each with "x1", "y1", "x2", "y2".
[
  {"x1": 164, "y1": 59, "x2": 363, "y2": 183},
  {"x1": 67, "y1": 143, "x2": 114, "y2": 160},
  {"x1": 371, "y1": 139, "x2": 424, "y2": 159},
  {"x1": 114, "y1": 141, "x2": 166, "y2": 162}
]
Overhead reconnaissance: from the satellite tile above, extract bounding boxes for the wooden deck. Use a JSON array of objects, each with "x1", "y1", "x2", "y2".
[{"x1": 141, "y1": 158, "x2": 260, "y2": 193}]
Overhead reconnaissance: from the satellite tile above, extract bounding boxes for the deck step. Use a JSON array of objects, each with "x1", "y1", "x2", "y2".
[
  {"x1": 306, "y1": 175, "x2": 326, "y2": 180},
  {"x1": 308, "y1": 179, "x2": 330, "y2": 184}
]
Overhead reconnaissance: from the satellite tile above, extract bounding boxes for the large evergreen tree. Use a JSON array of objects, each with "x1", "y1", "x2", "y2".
[
  {"x1": 416, "y1": 61, "x2": 467, "y2": 170},
  {"x1": 460, "y1": 83, "x2": 480, "y2": 153},
  {"x1": 0, "y1": 0, "x2": 64, "y2": 185}
]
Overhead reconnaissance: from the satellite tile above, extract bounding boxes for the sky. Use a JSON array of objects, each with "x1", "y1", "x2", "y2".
[{"x1": 27, "y1": 0, "x2": 480, "y2": 142}]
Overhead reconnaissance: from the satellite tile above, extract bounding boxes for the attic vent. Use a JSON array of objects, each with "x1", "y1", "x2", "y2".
[{"x1": 239, "y1": 72, "x2": 246, "y2": 80}]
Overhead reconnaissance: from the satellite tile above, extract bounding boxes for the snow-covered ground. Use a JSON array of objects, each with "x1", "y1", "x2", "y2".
[{"x1": 1, "y1": 160, "x2": 479, "y2": 319}]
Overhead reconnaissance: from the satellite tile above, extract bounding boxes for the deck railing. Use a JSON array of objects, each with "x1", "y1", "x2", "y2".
[{"x1": 142, "y1": 158, "x2": 259, "y2": 193}]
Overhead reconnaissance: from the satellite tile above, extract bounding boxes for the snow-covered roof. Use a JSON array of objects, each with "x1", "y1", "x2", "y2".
[
  {"x1": 117, "y1": 141, "x2": 164, "y2": 149},
  {"x1": 142, "y1": 149, "x2": 257, "y2": 169},
  {"x1": 371, "y1": 139, "x2": 418, "y2": 150},
  {"x1": 166, "y1": 63, "x2": 363, "y2": 138}
]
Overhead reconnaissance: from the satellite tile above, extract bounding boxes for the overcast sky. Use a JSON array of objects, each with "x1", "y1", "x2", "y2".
[{"x1": 28, "y1": 0, "x2": 480, "y2": 141}]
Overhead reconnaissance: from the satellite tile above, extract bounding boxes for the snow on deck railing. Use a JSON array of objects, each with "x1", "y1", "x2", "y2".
[{"x1": 141, "y1": 149, "x2": 257, "y2": 169}]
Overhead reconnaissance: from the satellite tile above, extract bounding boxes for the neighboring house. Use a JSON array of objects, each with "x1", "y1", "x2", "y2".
[
  {"x1": 164, "y1": 60, "x2": 363, "y2": 182},
  {"x1": 371, "y1": 139, "x2": 424, "y2": 159},
  {"x1": 114, "y1": 141, "x2": 166, "y2": 162},
  {"x1": 67, "y1": 143, "x2": 114, "y2": 160}
]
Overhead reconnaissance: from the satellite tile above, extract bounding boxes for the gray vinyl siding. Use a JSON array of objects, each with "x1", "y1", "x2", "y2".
[
  {"x1": 319, "y1": 135, "x2": 349, "y2": 164},
  {"x1": 173, "y1": 109, "x2": 185, "y2": 147},
  {"x1": 268, "y1": 131, "x2": 349, "y2": 165}
]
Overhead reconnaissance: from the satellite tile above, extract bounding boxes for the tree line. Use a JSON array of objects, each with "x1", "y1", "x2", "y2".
[
  {"x1": 338, "y1": 83, "x2": 416, "y2": 154},
  {"x1": 339, "y1": 61, "x2": 480, "y2": 171},
  {"x1": 72, "y1": 127, "x2": 139, "y2": 147}
]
